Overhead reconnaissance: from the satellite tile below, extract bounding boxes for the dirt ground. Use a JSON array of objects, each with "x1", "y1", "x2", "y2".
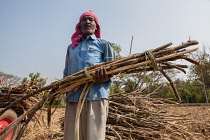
[
  {"x1": 20, "y1": 106, "x2": 210, "y2": 140},
  {"x1": 165, "y1": 106, "x2": 210, "y2": 139},
  {"x1": 21, "y1": 108, "x2": 65, "y2": 140}
]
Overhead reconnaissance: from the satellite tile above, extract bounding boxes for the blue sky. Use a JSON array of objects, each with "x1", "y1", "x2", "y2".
[{"x1": 1, "y1": 0, "x2": 210, "y2": 84}]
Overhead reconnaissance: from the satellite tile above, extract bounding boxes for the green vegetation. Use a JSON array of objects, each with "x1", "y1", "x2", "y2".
[{"x1": 22, "y1": 73, "x2": 46, "y2": 87}]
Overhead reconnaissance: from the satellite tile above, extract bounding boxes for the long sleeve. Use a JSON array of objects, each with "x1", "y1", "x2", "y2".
[
  {"x1": 103, "y1": 42, "x2": 116, "y2": 63},
  {"x1": 102, "y1": 41, "x2": 116, "y2": 85},
  {"x1": 63, "y1": 46, "x2": 69, "y2": 78}
]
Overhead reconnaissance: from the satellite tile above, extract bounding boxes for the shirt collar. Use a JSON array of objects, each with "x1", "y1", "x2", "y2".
[
  {"x1": 80, "y1": 35, "x2": 96, "y2": 42},
  {"x1": 89, "y1": 35, "x2": 97, "y2": 40}
]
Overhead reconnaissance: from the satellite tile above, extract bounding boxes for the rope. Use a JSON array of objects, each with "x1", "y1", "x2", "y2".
[
  {"x1": 146, "y1": 50, "x2": 160, "y2": 71},
  {"x1": 75, "y1": 81, "x2": 94, "y2": 140},
  {"x1": 84, "y1": 67, "x2": 95, "y2": 81}
]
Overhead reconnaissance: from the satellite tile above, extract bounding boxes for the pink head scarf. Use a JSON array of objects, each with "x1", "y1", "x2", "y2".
[{"x1": 71, "y1": 10, "x2": 101, "y2": 48}]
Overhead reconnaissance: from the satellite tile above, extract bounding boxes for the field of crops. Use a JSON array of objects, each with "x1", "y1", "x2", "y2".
[{"x1": 20, "y1": 105, "x2": 210, "y2": 140}]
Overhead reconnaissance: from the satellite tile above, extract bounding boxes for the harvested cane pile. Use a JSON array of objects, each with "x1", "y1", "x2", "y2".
[
  {"x1": 0, "y1": 79, "x2": 46, "y2": 116},
  {"x1": 106, "y1": 89, "x2": 195, "y2": 140},
  {"x1": 59, "y1": 88, "x2": 199, "y2": 140},
  {"x1": 0, "y1": 40, "x2": 199, "y2": 140}
]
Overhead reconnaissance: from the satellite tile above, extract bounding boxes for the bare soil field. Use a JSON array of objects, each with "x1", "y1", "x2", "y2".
[
  {"x1": 20, "y1": 106, "x2": 210, "y2": 140},
  {"x1": 165, "y1": 106, "x2": 210, "y2": 139},
  {"x1": 21, "y1": 108, "x2": 65, "y2": 140}
]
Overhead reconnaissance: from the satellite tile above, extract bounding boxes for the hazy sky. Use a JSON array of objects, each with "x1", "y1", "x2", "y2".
[{"x1": 1, "y1": 0, "x2": 210, "y2": 84}]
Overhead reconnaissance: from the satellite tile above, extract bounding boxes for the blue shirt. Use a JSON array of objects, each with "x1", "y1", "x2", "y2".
[{"x1": 63, "y1": 35, "x2": 115, "y2": 102}]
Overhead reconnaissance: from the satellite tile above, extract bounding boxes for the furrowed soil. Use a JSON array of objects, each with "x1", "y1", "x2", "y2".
[{"x1": 21, "y1": 106, "x2": 210, "y2": 140}]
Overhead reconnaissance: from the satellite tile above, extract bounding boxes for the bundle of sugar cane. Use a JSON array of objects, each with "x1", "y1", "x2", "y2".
[{"x1": 0, "y1": 40, "x2": 199, "y2": 140}]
